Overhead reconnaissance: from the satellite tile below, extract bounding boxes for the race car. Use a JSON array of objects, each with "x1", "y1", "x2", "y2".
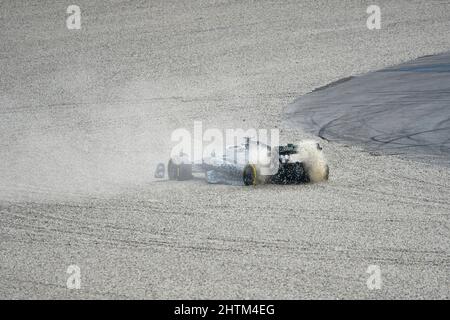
[{"x1": 167, "y1": 138, "x2": 329, "y2": 185}]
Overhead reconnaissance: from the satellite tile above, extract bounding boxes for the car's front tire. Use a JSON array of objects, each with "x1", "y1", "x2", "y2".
[
  {"x1": 292, "y1": 162, "x2": 309, "y2": 184},
  {"x1": 243, "y1": 164, "x2": 258, "y2": 186}
]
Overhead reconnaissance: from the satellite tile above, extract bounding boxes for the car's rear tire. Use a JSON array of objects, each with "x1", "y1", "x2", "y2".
[
  {"x1": 168, "y1": 159, "x2": 177, "y2": 180},
  {"x1": 243, "y1": 164, "x2": 258, "y2": 186},
  {"x1": 168, "y1": 159, "x2": 192, "y2": 181}
]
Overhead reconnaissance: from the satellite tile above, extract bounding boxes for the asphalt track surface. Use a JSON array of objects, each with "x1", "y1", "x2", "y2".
[
  {"x1": 1, "y1": 1, "x2": 449, "y2": 299},
  {"x1": 285, "y1": 52, "x2": 450, "y2": 167}
]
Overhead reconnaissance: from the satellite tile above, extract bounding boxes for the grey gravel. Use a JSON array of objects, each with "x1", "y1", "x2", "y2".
[{"x1": 0, "y1": 0, "x2": 449, "y2": 299}]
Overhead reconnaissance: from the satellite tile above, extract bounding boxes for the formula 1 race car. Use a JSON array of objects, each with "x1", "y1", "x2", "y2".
[{"x1": 167, "y1": 138, "x2": 329, "y2": 186}]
